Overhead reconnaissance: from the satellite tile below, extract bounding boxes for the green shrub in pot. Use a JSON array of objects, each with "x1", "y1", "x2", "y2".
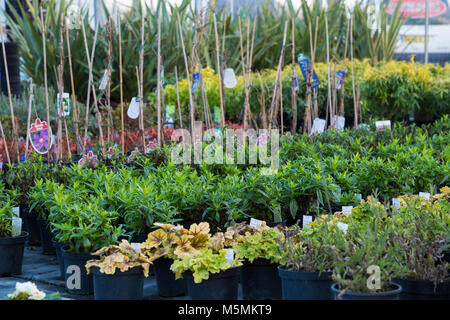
[{"x1": 390, "y1": 191, "x2": 450, "y2": 299}]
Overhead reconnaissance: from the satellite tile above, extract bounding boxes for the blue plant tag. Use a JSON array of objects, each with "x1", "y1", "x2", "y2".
[
  {"x1": 292, "y1": 73, "x2": 299, "y2": 91},
  {"x1": 336, "y1": 69, "x2": 346, "y2": 90},
  {"x1": 297, "y1": 54, "x2": 320, "y2": 89},
  {"x1": 192, "y1": 72, "x2": 200, "y2": 93}
]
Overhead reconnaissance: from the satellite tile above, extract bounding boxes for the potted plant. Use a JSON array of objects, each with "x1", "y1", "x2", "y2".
[
  {"x1": 51, "y1": 203, "x2": 124, "y2": 295},
  {"x1": 230, "y1": 221, "x2": 286, "y2": 299},
  {"x1": 140, "y1": 222, "x2": 211, "y2": 297},
  {"x1": 85, "y1": 240, "x2": 153, "y2": 300},
  {"x1": 0, "y1": 199, "x2": 28, "y2": 277},
  {"x1": 277, "y1": 215, "x2": 345, "y2": 300},
  {"x1": 5, "y1": 281, "x2": 60, "y2": 300},
  {"x1": 391, "y1": 191, "x2": 450, "y2": 299},
  {"x1": 170, "y1": 247, "x2": 242, "y2": 300},
  {"x1": 330, "y1": 207, "x2": 402, "y2": 300}
]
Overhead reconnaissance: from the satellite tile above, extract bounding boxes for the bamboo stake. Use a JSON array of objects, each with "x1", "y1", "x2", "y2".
[
  {"x1": 65, "y1": 21, "x2": 81, "y2": 153},
  {"x1": 303, "y1": 21, "x2": 314, "y2": 134},
  {"x1": 140, "y1": 8, "x2": 147, "y2": 151},
  {"x1": 325, "y1": 16, "x2": 332, "y2": 129},
  {"x1": 213, "y1": 14, "x2": 225, "y2": 127},
  {"x1": 350, "y1": 15, "x2": 357, "y2": 127},
  {"x1": 118, "y1": 13, "x2": 125, "y2": 154},
  {"x1": 40, "y1": 7, "x2": 51, "y2": 161},
  {"x1": 106, "y1": 17, "x2": 114, "y2": 143},
  {"x1": 0, "y1": 119, "x2": 10, "y2": 164},
  {"x1": 312, "y1": 16, "x2": 319, "y2": 121},
  {"x1": 356, "y1": 81, "x2": 360, "y2": 127},
  {"x1": 155, "y1": 10, "x2": 161, "y2": 147},
  {"x1": 57, "y1": 20, "x2": 64, "y2": 161},
  {"x1": 1, "y1": 23, "x2": 18, "y2": 161},
  {"x1": 268, "y1": 21, "x2": 288, "y2": 130},
  {"x1": 332, "y1": 63, "x2": 337, "y2": 124},
  {"x1": 238, "y1": 17, "x2": 248, "y2": 128},
  {"x1": 81, "y1": 21, "x2": 100, "y2": 154},
  {"x1": 259, "y1": 73, "x2": 267, "y2": 129},
  {"x1": 25, "y1": 80, "x2": 33, "y2": 160},
  {"x1": 246, "y1": 17, "x2": 257, "y2": 128},
  {"x1": 291, "y1": 18, "x2": 298, "y2": 134},
  {"x1": 175, "y1": 67, "x2": 183, "y2": 129},
  {"x1": 339, "y1": 19, "x2": 350, "y2": 116},
  {"x1": 177, "y1": 13, "x2": 195, "y2": 136}
]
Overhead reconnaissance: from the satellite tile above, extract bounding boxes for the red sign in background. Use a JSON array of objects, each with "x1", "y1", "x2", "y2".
[{"x1": 386, "y1": 0, "x2": 447, "y2": 18}]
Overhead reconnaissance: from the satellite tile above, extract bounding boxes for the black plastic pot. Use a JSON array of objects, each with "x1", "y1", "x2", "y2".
[
  {"x1": 153, "y1": 258, "x2": 187, "y2": 297},
  {"x1": 278, "y1": 266, "x2": 332, "y2": 300},
  {"x1": 241, "y1": 259, "x2": 281, "y2": 299},
  {"x1": 61, "y1": 247, "x2": 95, "y2": 295},
  {"x1": 0, "y1": 232, "x2": 28, "y2": 276},
  {"x1": 393, "y1": 278, "x2": 450, "y2": 300},
  {"x1": 52, "y1": 239, "x2": 65, "y2": 279},
  {"x1": 37, "y1": 219, "x2": 56, "y2": 255},
  {"x1": 92, "y1": 266, "x2": 144, "y2": 300},
  {"x1": 184, "y1": 266, "x2": 241, "y2": 300},
  {"x1": 20, "y1": 206, "x2": 41, "y2": 245},
  {"x1": 330, "y1": 282, "x2": 402, "y2": 300}
]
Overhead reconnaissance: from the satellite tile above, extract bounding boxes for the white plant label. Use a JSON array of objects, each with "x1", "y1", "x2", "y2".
[
  {"x1": 375, "y1": 120, "x2": 391, "y2": 131},
  {"x1": 11, "y1": 217, "x2": 22, "y2": 237},
  {"x1": 310, "y1": 118, "x2": 326, "y2": 135},
  {"x1": 337, "y1": 222, "x2": 348, "y2": 234},
  {"x1": 13, "y1": 207, "x2": 20, "y2": 218},
  {"x1": 57, "y1": 93, "x2": 70, "y2": 117},
  {"x1": 333, "y1": 115, "x2": 345, "y2": 130},
  {"x1": 302, "y1": 215, "x2": 313, "y2": 228},
  {"x1": 99, "y1": 69, "x2": 110, "y2": 91},
  {"x1": 223, "y1": 68, "x2": 237, "y2": 88},
  {"x1": 342, "y1": 206, "x2": 353, "y2": 215},
  {"x1": 249, "y1": 218, "x2": 263, "y2": 228},
  {"x1": 419, "y1": 192, "x2": 430, "y2": 200},
  {"x1": 130, "y1": 242, "x2": 141, "y2": 253},
  {"x1": 224, "y1": 248, "x2": 234, "y2": 264},
  {"x1": 392, "y1": 198, "x2": 401, "y2": 209},
  {"x1": 127, "y1": 97, "x2": 140, "y2": 119},
  {"x1": 354, "y1": 193, "x2": 362, "y2": 202}
]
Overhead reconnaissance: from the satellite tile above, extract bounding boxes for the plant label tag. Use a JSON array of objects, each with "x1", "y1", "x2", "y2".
[
  {"x1": 375, "y1": 120, "x2": 391, "y2": 131},
  {"x1": 127, "y1": 97, "x2": 140, "y2": 119},
  {"x1": 99, "y1": 69, "x2": 110, "y2": 91},
  {"x1": 192, "y1": 72, "x2": 200, "y2": 93},
  {"x1": 224, "y1": 248, "x2": 234, "y2": 264},
  {"x1": 333, "y1": 115, "x2": 345, "y2": 130},
  {"x1": 130, "y1": 242, "x2": 141, "y2": 253},
  {"x1": 354, "y1": 193, "x2": 362, "y2": 202},
  {"x1": 302, "y1": 215, "x2": 313, "y2": 228},
  {"x1": 249, "y1": 218, "x2": 263, "y2": 228},
  {"x1": 342, "y1": 206, "x2": 353, "y2": 215},
  {"x1": 336, "y1": 69, "x2": 346, "y2": 90},
  {"x1": 165, "y1": 104, "x2": 176, "y2": 125},
  {"x1": 13, "y1": 207, "x2": 20, "y2": 218},
  {"x1": 11, "y1": 217, "x2": 22, "y2": 237},
  {"x1": 57, "y1": 93, "x2": 70, "y2": 117},
  {"x1": 310, "y1": 118, "x2": 326, "y2": 135},
  {"x1": 337, "y1": 222, "x2": 348, "y2": 234},
  {"x1": 392, "y1": 198, "x2": 401, "y2": 209},
  {"x1": 292, "y1": 73, "x2": 299, "y2": 91},
  {"x1": 223, "y1": 68, "x2": 237, "y2": 88},
  {"x1": 419, "y1": 192, "x2": 430, "y2": 200},
  {"x1": 29, "y1": 118, "x2": 53, "y2": 154},
  {"x1": 297, "y1": 54, "x2": 320, "y2": 89}
]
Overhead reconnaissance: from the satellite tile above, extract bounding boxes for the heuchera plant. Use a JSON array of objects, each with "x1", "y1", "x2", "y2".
[
  {"x1": 140, "y1": 222, "x2": 210, "y2": 261},
  {"x1": 85, "y1": 240, "x2": 153, "y2": 277}
]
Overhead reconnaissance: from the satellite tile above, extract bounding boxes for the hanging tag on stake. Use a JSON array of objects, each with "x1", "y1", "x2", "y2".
[
  {"x1": 375, "y1": 120, "x2": 391, "y2": 131},
  {"x1": 297, "y1": 54, "x2": 320, "y2": 89},
  {"x1": 165, "y1": 105, "x2": 176, "y2": 127},
  {"x1": 99, "y1": 69, "x2": 110, "y2": 91},
  {"x1": 292, "y1": 73, "x2": 299, "y2": 91},
  {"x1": 57, "y1": 93, "x2": 70, "y2": 117},
  {"x1": 310, "y1": 118, "x2": 326, "y2": 135},
  {"x1": 29, "y1": 118, "x2": 53, "y2": 154},
  {"x1": 333, "y1": 115, "x2": 345, "y2": 130},
  {"x1": 127, "y1": 97, "x2": 140, "y2": 119},
  {"x1": 192, "y1": 65, "x2": 200, "y2": 93},
  {"x1": 336, "y1": 69, "x2": 346, "y2": 90},
  {"x1": 302, "y1": 215, "x2": 313, "y2": 228},
  {"x1": 145, "y1": 139, "x2": 158, "y2": 153},
  {"x1": 161, "y1": 65, "x2": 165, "y2": 87},
  {"x1": 223, "y1": 68, "x2": 237, "y2": 88}
]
